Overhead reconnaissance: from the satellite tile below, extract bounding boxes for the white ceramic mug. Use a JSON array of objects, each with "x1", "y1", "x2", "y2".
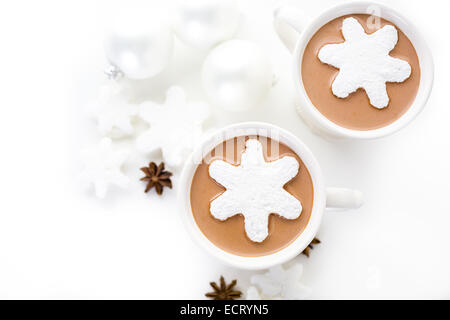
[
  {"x1": 178, "y1": 122, "x2": 363, "y2": 270},
  {"x1": 274, "y1": 1, "x2": 434, "y2": 139}
]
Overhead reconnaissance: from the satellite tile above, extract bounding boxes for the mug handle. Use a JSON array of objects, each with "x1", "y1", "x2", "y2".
[
  {"x1": 273, "y1": 5, "x2": 311, "y2": 53},
  {"x1": 326, "y1": 187, "x2": 363, "y2": 209}
]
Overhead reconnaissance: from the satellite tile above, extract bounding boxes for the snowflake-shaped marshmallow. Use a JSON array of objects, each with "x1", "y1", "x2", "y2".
[
  {"x1": 250, "y1": 264, "x2": 311, "y2": 300},
  {"x1": 136, "y1": 86, "x2": 209, "y2": 168},
  {"x1": 209, "y1": 139, "x2": 302, "y2": 242},
  {"x1": 80, "y1": 137, "x2": 129, "y2": 199},
  {"x1": 318, "y1": 17, "x2": 411, "y2": 109},
  {"x1": 87, "y1": 81, "x2": 138, "y2": 138}
]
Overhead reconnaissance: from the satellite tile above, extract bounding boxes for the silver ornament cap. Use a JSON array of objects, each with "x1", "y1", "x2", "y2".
[{"x1": 104, "y1": 10, "x2": 173, "y2": 80}]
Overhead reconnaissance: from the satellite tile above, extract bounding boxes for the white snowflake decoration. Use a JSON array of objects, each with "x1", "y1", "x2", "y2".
[
  {"x1": 209, "y1": 139, "x2": 302, "y2": 242},
  {"x1": 245, "y1": 286, "x2": 262, "y2": 300},
  {"x1": 80, "y1": 137, "x2": 129, "y2": 199},
  {"x1": 250, "y1": 264, "x2": 311, "y2": 300},
  {"x1": 136, "y1": 86, "x2": 209, "y2": 168},
  {"x1": 318, "y1": 17, "x2": 411, "y2": 109},
  {"x1": 87, "y1": 80, "x2": 138, "y2": 138}
]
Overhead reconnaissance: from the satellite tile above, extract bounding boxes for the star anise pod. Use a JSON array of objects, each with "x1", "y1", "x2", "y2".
[
  {"x1": 205, "y1": 276, "x2": 242, "y2": 300},
  {"x1": 302, "y1": 237, "x2": 321, "y2": 257},
  {"x1": 140, "y1": 162, "x2": 173, "y2": 195}
]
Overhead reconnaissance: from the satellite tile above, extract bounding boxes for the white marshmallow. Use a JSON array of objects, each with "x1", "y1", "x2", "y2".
[
  {"x1": 245, "y1": 286, "x2": 262, "y2": 300},
  {"x1": 80, "y1": 138, "x2": 129, "y2": 199},
  {"x1": 87, "y1": 81, "x2": 138, "y2": 138},
  {"x1": 136, "y1": 86, "x2": 210, "y2": 168},
  {"x1": 250, "y1": 263, "x2": 311, "y2": 300},
  {"x1": 318, "y1": 17, "x2": 411, "y2": 109},
  {"x1": 208, "y1": 139, "x2": 302, "y2": 243}
]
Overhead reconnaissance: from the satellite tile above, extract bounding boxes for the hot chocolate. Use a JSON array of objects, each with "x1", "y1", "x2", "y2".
[
  {"x1": 301, "y1": 14, "x2": 420, "y2": 130},
  {"x1": 190, "y1": 136, "x2": 314, "y2": 257}
]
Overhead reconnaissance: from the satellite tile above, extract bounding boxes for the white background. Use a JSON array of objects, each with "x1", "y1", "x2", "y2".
[{"x1": 0, "y1": 0, "x2": 449, "y2": 299}]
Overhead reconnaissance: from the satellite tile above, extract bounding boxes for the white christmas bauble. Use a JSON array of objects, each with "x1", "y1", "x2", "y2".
[
  {"x1": 173, "y1": 0, "x2": 239, "y2": 49},
  {"x1": 104, "y1": 11, "x2": 173, "y2": 80},
  {"x1": 202, "y1": 40, "x2": 272, "y2": 112}
]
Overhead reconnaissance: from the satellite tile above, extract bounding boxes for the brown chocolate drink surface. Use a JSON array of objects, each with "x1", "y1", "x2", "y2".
[
  {"x1": 301, "y1": 14, "x2": 420, "y2": 130},
  {"x1": 190, "y1": 136, "x2": 314, "y2": 257}
]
